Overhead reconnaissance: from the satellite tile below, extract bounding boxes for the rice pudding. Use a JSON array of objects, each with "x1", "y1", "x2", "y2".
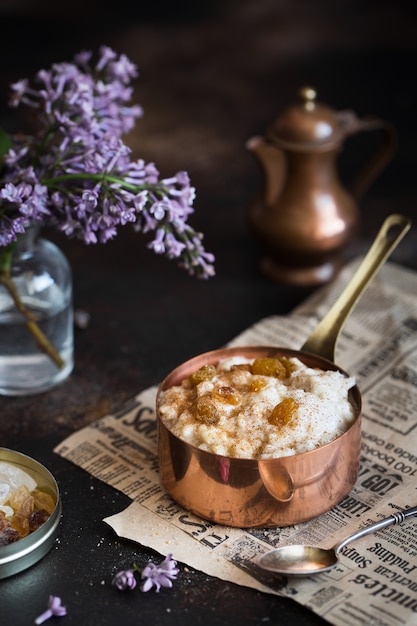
[{"x1": 158, "y1": 355, "x2": 356, "y2": 459}]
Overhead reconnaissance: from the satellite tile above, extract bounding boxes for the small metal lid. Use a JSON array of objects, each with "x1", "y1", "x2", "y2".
[
  {"x1": 268, "y1": 86, "x2": 343, "y2": 151},
  {"x1": 0, "y1": 448, "x2": 61, "y2": 579}
]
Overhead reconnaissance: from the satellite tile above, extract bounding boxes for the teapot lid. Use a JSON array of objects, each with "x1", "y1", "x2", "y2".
[{"x1": 268, "y1": 87, "x2": 343, "y2": 151}]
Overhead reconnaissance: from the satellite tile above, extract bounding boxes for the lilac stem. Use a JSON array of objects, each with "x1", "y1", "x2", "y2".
[{"x1": 34, "y1": 609, "x2": 53, "y2": 625}]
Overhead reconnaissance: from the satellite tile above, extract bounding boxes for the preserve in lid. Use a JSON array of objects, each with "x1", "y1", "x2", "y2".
[{"x1": 0, "y1": 448, "x2": 61, "y2": 579}]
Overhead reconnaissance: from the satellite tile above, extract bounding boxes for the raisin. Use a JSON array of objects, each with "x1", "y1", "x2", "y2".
[
  {"x1": 192, "y1": 397, "x2": 219, "y2": 424},
  {"x1": 188, "y1": 364, "x2": 216, "y2": 386},
  {"x1": 251, "y1": 358, "x2": 287, "y2": 379},
  {"x1": 268, "y1": 397, "x2": 299, "y2": 427},
  {"x1": 230, "y1": 363, "x2": 251, "y2": 373},
  {"x1": 252, "y1": 357, "x2": 295, "y2": 379},
  {"x1": 249, "y1": 378, "x2": 267, "y2": 392},
  {"x1": 212, "y1": 385, "x2": 241, "y2": 405},
  {"x1": 279, "y1": 357, "x2": 297, "y2": 377}
]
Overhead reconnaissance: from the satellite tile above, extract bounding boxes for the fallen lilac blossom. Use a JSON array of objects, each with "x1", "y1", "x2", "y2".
[
  {"x1": 34, "y1": 595, "x2": 67, "y2": 624},
  {"x1": 112, "y1": 554, "x2": 179, "y2": 593},
  {"x1": 112, "y1": 568, "x2": 137, "y2": 591},
  {"x1": 140, "y1": 553, "x2": 179, "y2": 593}
]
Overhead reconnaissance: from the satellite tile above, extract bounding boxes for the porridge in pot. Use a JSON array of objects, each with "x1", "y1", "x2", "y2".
[{"x1": 158, "y1": 355, "x2": 356, "y2": 459}]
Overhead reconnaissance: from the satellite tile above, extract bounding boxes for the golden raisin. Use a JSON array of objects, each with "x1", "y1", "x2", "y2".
[
  {"x1": 249, "y1": 378, "x2": 267, "y2": 392},
  {"x1": 268, "y1": 397, "x2": 299, "y2": 427},
  {"x1": 230, "y1": 363, "x2": 251, "y2": 373},
  {"x1": 188, "y1": 364, "x2": 216, "y2": 386},
  {"x1": 251, "y1": 357, "x2": 287, "y2": 379},
  {"x1": 252, "y1": 357, "x2": 295, "y2": 379},
  {"x1": 212, "y1": 385, "x2": 241, "y2": 405},
  {"x1": 279, "y1": 357, "x2": 297, "y2": 377},
  {"x1": 192, "y1": 397, "x2": 219, "y2": 424}
]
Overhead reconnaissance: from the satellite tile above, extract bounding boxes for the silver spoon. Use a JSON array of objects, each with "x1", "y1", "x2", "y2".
[{"x1": 256, "y1": 506, "x2": 417, "y2": 575}]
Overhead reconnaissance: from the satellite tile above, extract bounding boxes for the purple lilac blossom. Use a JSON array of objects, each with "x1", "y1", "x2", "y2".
[
  {"x1": 140, "y1": 553, "x2": 179, "y2": 592},
  {"x1": 34, "y1": 595, "x2": 67, "y2": 624},
  {"x1": 0, "y1": 46, "x2": 215, "y2": 278},
  {"x1": 112, "y1": 569, "x2": 137, "y2": 591}
]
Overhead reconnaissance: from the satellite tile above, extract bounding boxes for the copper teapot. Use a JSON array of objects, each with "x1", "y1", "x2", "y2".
[{"x1": 247, "y1": 87, "x2": 397, "y2": 285}]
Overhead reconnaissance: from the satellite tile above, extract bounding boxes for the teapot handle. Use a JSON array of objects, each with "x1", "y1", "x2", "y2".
[{"x1": 336, "y1": 110, "x2": 398, "y2": 200}]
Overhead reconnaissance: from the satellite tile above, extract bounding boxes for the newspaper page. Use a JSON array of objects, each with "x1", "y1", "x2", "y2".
[{"x1": 55, "y1": 260, "x2": 417, "y2": 626}]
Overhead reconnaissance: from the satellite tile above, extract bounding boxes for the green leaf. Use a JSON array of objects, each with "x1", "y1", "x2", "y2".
[{"x1": 0, "y1": 128, "x2": 11, "y2": 161}]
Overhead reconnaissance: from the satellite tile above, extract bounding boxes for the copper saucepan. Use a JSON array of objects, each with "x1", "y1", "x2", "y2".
[{"x1": 156, "y1": 214, "x2": 411, "y2": 528}]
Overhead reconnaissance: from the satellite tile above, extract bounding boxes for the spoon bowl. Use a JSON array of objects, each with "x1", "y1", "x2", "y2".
[
  {"x1": 257, "y1": 506, "x2": 417, "y2": 575},
  {"x1": 258, "y1": 544, "x2": 338, "y2": 575}
]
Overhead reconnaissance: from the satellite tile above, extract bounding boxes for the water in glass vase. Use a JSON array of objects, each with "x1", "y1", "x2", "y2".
[
  {"x1": 0, "y1": 228, "x2": 74, "y2": 396},
  {"x1": 0, "y1": 298, "x2": 73, "y2": 396}
]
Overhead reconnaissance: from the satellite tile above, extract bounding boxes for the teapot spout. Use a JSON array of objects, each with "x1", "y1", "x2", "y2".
[{"x1": 246, "y1": 135, "x2": 285, "y2": 206}]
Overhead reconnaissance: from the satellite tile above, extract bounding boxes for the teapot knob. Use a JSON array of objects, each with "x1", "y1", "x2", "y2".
[
  {"x1": 268, "y1": 86, "x2": 341, "y2": 149},
  {"x1": 298, "y1": 86, "x2": 317, "y2": 110}
]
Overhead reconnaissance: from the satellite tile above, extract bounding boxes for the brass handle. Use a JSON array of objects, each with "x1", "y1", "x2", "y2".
[{"x1": 301, "y1": 214, "x2": 411, "y2": 362}]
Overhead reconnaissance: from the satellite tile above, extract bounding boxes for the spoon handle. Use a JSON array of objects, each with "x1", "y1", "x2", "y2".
[
  {"x1": 335, "y1": 505, "x2": 417, "y2": 554},
  {"x1": 301, "y1": 214, "x2": 411, "y2": 362}
]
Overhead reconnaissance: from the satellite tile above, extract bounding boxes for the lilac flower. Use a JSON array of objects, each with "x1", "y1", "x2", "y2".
[
  {"x1": 140, "y1": 553, "x2": 179, "y2": 593},
  {"x1": 112, "y1": 554, "x2": 179, "y2": 594},
  {"x1": 0, "y1": 182, "x2": 29, "y2": 202},
  {"x1": 34, "y1": 595, "x2": 67, "y2": 624},
  {"x1": 0, "y1": 47, "x2": 214, "y2": 371},
  {"x1": 95, "y1": 45, "x2": 117, "y2": 72},
  {"x1": 0, "y1": 46, "x2": 214, "y2": 279},
  {"x1": 112, "y1": 569, "x2": 137, "y2": 591}
]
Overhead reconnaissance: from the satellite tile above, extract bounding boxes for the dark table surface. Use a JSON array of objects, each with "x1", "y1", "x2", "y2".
[{"x1": 1, "y1": 1, "x2": 417, "y2": 624}]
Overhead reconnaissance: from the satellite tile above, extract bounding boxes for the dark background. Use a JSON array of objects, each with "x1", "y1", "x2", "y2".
[{"x1": 0, "y1": 1, "x2": 416, "y2": 624}]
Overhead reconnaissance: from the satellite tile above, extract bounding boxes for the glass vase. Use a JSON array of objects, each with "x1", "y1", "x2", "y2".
[{"x1": 0, "y1": 226, "x2": 74, "y2": 395}]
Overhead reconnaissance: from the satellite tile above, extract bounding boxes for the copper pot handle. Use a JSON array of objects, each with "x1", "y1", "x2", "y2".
[
  {"x1": 337, "y1": 110, "x2": 398, "y2": 199},
  {"x1": 301, "y1": 214, "x2": 411, "y2": 362}
]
